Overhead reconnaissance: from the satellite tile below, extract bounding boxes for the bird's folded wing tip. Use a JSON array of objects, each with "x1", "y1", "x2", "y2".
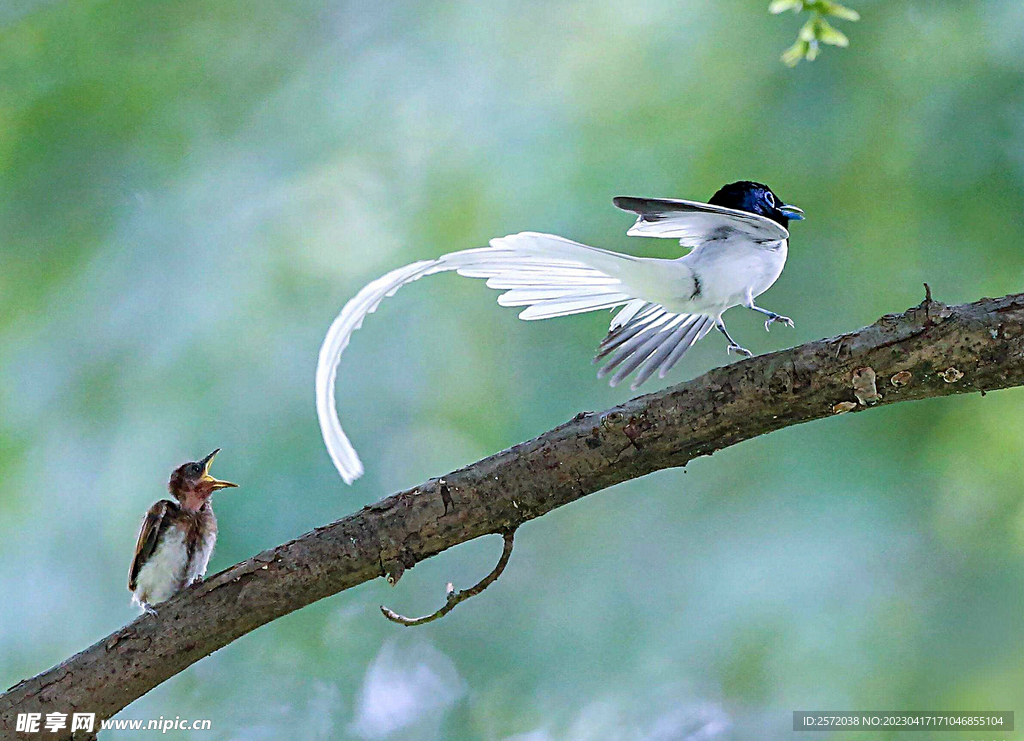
[{"x1": 612, "y1": 196, "x2": 649, "y2": 214}]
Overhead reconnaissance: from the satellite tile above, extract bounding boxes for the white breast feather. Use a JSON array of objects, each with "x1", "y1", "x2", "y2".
[
  {"x1": 134, "y1": 528, "x2": 188, "y2": 605},
  {"x1": 185, "y1": 528, "x2": 217, "y2": 586},
  {"x1": 680, "y1": 238, "x2": 787, "y2": 311}
]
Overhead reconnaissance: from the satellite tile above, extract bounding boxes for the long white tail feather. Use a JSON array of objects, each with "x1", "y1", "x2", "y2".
[
  {"x1": 316, "y1": 232, "x2": 645, "y2": 484},
  {"x1": 518, "y1": 295, "x2": 633, "y2": 320},
  {"x1": 497, "y1": 288, "x2": 622, "y2": 305},
  {"x1": 316, "y1": 259, "x2": 441, "y2": 484}
]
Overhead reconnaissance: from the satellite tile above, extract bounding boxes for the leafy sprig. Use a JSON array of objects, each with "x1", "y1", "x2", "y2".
[{"x1": 770, "y1": 0, "x2": 860, "y2": 67}]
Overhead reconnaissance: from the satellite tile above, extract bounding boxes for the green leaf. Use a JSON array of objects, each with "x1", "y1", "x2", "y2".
[
  {"x1": 797, "y1": 17, "x2": 817, "y2": 42},
  {"x1": 769, "y1": 0, "x2": 803, "y2": 14},
  {"x1": 815, "y1": 17, "x2": 850, "y2": 46},
  {"x1": 817, "y1": 0, "x2": 860, "y2": 21},
  {"x1": 772, "y1": 0, "x2": 857, "y2": 67},
  {"x1": 781, "y1": 39, "x2": 809, "y2": 66}
]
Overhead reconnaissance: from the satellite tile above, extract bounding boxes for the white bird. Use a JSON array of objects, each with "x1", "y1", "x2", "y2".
[{"x1": 316, "y1": 180, "x2": 804, "y2": 484}]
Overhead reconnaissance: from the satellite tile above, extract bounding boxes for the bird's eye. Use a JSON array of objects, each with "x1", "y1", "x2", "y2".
[
  {"x1": 764, "y1": 191, "x2": 776, "y2": 208},
  {"x1": 187, "y1": 463, "x2": 201, "y2": 476}
]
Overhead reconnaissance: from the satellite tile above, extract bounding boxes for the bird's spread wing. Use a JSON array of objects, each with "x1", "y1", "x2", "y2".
[
  {"x1": 595, "y1": 300, "x2": 716, "y2": 390},
  {"x1": 613, "y1": 196, "x2": 788, "y2": 246},
  {"x1": 128, "y1": 499, "x2": 175, "y2": 591}
]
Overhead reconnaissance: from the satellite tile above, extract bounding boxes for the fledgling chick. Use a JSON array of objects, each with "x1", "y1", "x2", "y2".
[{"x1": 128, "y1": 449, "x2": 237, "y2": 614}]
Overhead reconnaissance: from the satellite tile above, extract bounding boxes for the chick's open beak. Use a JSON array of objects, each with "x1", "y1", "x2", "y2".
[
  {"x1": 200, "y1": 448, "x2": 238, "y2": 490},
  {"x1": 779, "y1": 203, "x2": 805, "y2": 220}
]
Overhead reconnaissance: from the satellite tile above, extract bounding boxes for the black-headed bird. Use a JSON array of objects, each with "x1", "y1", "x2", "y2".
[
  {"x1": 128, "y1": 449, "x2": 237, "y2": 613},
  {"x1": 315, "y1": 181, "x2": 804, "y2": 484}
]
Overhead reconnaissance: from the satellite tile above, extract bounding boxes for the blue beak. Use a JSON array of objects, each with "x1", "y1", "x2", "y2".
[{"x1": 779, "y1": 204, "x2": 805, "y2": 220}]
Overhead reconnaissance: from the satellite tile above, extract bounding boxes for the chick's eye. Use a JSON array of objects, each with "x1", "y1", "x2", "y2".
[
  {"x1": 764, "y1": 191, "x2": 776, "y2": 207},
  {"x1": 187, "y1": 463, "x2": 201, "y2": 476}
]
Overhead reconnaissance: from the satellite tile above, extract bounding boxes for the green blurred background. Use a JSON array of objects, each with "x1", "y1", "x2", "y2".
[{"x1": 2, "y1": 0, "x2": 1024, "y2": 738}]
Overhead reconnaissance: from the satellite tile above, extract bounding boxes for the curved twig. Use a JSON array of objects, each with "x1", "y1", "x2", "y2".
[{"x1": 381, "y1": 529, "x2": 517, "y2": 626}]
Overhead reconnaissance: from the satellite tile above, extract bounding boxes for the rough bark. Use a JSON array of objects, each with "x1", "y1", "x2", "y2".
[{"x1": 3, "y1": 289, "x2": 1023, "y2": 739}]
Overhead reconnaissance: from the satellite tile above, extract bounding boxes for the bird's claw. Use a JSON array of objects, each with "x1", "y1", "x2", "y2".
[
  {"x1": 727, "y1": 343, "x2": 753, "y2": 358},
  {"x1": 764, "y1": 314, "x2": 794, "y2": 332},
  {"x1": 142, "y1": 603, "x2": 158, "y2": 616}
]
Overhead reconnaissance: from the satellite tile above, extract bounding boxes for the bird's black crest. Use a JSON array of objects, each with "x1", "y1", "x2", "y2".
[{"x1": 708, "y1": 181, "x2": 793, "y2": 228}]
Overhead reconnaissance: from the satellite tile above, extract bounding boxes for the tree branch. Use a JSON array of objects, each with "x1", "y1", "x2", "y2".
[{"x1": 3, "y1": 289, "x2": 1024, "y2": 739}]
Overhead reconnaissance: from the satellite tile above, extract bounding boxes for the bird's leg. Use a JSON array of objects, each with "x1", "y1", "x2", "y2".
[
  {"x1": 715, "y1": 319, "x2": 752, "y2": 357},
  {"x1": 745, "y1": 301, "x2": 794, "y2": 332},
  {"x1": 140, "y1": 602, "x2": 158, "y2": 616}
]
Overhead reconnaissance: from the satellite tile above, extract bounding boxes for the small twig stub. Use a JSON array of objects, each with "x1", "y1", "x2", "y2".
[
  {"x1": 438, "y1": 478, "x2": 454, "y2": 514},
  {"x1": 383, "y1": 559, "x2": 405, "y2": 586},
  {"x1": 921, "y1": 283, "x2": 953, "y2": 325}
]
